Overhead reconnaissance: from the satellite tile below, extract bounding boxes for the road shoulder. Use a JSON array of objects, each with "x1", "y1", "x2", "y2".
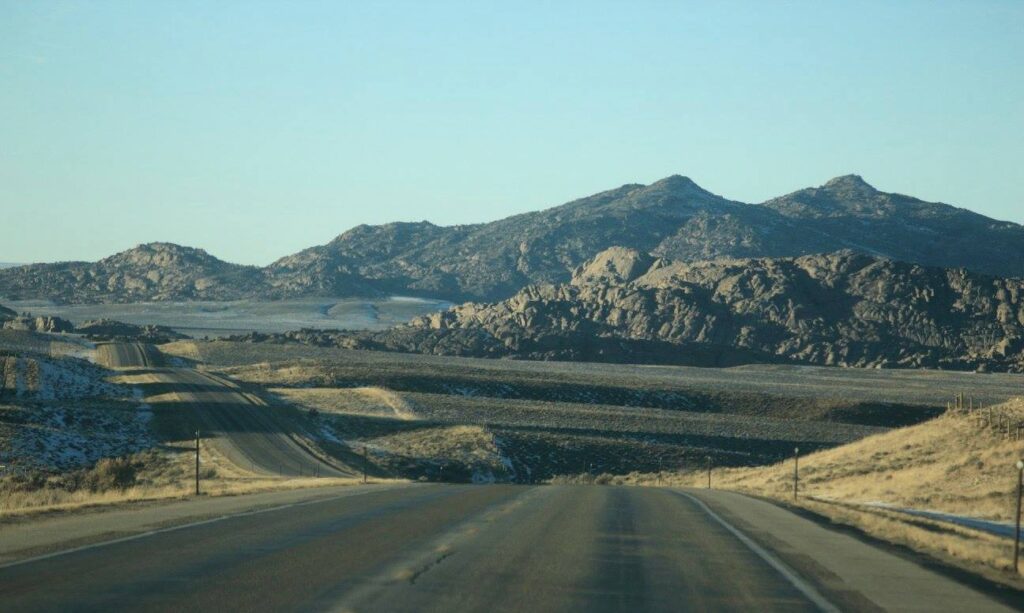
[{"x1": 682, "y1": 488, "x2": 1019, "y2": 613}]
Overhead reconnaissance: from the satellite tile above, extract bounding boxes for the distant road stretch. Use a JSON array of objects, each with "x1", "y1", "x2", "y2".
[
  {"x1": 0, "y1": 485, "x2": 1014, "y2": 612},
  {"x1": 96, "y1": 342, "x2": 166, "y2": 368},
  {"x1": 96, "y1": 342, "x2": 350, "y2": 477}
]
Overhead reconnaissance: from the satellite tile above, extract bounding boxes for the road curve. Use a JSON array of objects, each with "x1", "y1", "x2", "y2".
[
  {"x1": 0, "y1": 485, "x2": 1014, "y2": 612},
  {"x1": 97, "y1": 342, "x2": 351, "y2": 477}
]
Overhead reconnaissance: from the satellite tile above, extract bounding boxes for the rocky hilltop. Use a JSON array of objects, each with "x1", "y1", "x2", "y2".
[
  {"x1": 3, "y1": 175, "x2": 1023, "y2": 303},
  {"x1": 0, "y1": 243, "x2": 267, "y2": 303},
  {"x1": 260, "y1": 248, "x2": 1024, "y2": 372}
]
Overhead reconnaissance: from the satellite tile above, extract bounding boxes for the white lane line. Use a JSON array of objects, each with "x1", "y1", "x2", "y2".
[
  {"x1": 676, "y1": 491, "x2": 841, "y2": 613},
  {"x1": 0, "y1": 484, "x2": 415, "y2": 571}
]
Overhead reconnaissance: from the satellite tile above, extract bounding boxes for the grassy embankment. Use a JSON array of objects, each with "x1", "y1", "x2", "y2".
[{"x1": 624, "y1": 398, "x2": 1024, "y2": 586}]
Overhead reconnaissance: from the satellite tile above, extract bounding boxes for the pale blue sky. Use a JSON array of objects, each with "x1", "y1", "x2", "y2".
[{"x1": 2, "y1": 1, "x2": 1021, "y2": 265}]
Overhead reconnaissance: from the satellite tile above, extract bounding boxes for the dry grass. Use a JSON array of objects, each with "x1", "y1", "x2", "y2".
[
  {"x1": 0, "y1": 443, "x2": 393, "y2": 520},
  {"x1": 368, "y1": 425, "x2": 503, "y2": 467},
  {"x1": 0, "y1": 475, "x2": 386, "y2": 520},
  {"x1": 793, "y1": 498, "x2": 1021, "y2": 583},
  {"x1": 621, "y1": 398, "x2": 1024, "y2": 583},
  {"x1": 1, "y1": 433, "x2": 398, "y2": 519},
  {"x1": 274, "y1": 386, "x2": 420, "y2": 420},
  {"x1": 699, "y1": 399, "x2": 1024, "y2": 521}
]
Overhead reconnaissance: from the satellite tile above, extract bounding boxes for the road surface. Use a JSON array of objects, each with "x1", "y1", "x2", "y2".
[
  {"x1": 96, "y1": 342, "x2": 351, "y2": 477},
  {"x1": 0, "y1": 485, "x2": 1015, "y2": 612}
]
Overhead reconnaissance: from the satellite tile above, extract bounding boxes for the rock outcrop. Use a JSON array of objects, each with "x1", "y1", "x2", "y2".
[
  {"x1": 1, "y1": 314, "x2": 76, "y2": 333},
  {"x1": 248, "y1": 249, "x2": 1024, "y2": 372},
  {"x1": 74, "y1": 319, "x2": 190, "y2": 343}
]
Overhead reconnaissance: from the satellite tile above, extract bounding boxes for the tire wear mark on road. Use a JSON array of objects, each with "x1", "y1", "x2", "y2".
[{"x1": 335, "y1": 486, "x2": 821, "y2": 613}]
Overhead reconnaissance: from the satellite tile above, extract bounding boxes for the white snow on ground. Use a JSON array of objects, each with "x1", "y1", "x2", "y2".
[
  {"x1": 319, "y1": 423, "x2": 343, "y2": 444},
  {"x1": 2, "y1": 354, "x2": 131, "y2": 401},
  {"x1": 48, "y1": 336, "x2": 97, "y2": 362},
  {"x1": 2, "y1": 403, "x2": 156, "y2": 472},
  {"x1": 0, "y1": 352, "x2": 153, "y2": 473},
  {"x1": 866, "y1": 502, "x2": 1021, "y2": 539},
  {"x1": 493, "y1": 435, "x2": 517, "y2": 479},
  {"x1": 810, "y1": 496, "x2": 1022, "y2": 540},
  {"x1": 32, "y1": 359, "x2": 121, "y2": 401}
]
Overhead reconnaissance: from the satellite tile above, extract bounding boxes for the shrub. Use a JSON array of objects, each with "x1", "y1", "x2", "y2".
[{"x1": 83, "y1": 457, "x2": 138, "y2": 491}]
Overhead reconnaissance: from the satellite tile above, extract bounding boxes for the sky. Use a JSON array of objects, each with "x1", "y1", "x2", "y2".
[{"x1": 1, "y1": 1, "x2": 1022, "y2": 266}]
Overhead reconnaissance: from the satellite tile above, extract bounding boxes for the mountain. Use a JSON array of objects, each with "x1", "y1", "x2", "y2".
[
  {"x1": 0, "y1": 243, "x2": 266, "y2": 303},
  {"x1": 2, "y1": 175, "x2": 1023, "y2": 304},
  {"x1": 266, "y1": 174, "x2": 1024, "y2": 302},
  {"x1": 273, "y1": 247, "x2": 1024, "y2": 372},
  {"x1": 755, "y1": 175, "x2": 1024, "y2": 277}
]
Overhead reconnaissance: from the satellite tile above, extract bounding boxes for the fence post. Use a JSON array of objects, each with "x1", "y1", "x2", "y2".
[
  {"x1": 1015, "y1": 461, "x2": 1023, "y2": 573},
  {"x1": 793, "y1": 447, "x2": 800, "y2": 500},
  {"x1": 195, "y1": 430, "x2": 200, "y2": 496}
]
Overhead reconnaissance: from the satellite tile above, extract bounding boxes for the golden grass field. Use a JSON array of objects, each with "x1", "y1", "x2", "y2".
[{"x1": 0, "y1": 436, "x2": 395, "y2": 519}]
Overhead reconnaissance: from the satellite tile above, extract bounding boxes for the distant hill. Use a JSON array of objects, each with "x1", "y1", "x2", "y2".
[
  {"x1": 2, "y1": 175, "x2": 1023, "y2": 303},
  {"x1": 0, "y1": 243, "x2": 266, "y2": 303},
  {"x1": 280, "y1": 248, "x2": 1024, "y2": 372}
]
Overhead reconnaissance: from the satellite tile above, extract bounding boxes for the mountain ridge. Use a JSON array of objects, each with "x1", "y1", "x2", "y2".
[{"x1": 2, "y1": 174, "x2": 1022, "y2": 304}]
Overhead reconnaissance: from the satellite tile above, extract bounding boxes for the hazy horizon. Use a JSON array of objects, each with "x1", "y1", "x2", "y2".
[{"x1": 3, "y1": 1, "x2": 1022, "y2": 266}]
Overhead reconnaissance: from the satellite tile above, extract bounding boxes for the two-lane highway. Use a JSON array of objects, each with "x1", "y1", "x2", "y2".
[
  {"x1": 96, "y1": 342, "x2": 351, "y2": 477},
  {"x1": 0, "y1": 485, "x2": 1015, "y2": 612}
]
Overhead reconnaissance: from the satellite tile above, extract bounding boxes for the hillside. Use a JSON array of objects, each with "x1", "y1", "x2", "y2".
[
  {"x1": 710, "y1": 400, "x2": 1024, "y2": 521},
  {"x1": 283, "y1": 248, "x2": 1024, "y2": 372},
  {"x1": 685, "y1": 400, "x2": 1024, "y2": 584},
  {"x1": 267, "y1": 174, "x2": 1024, "y2": 302},
  {"x1": 3, "y1": 175, "x2": 1024, "y2": 304},
  {"x1": 0, "y1": 243, "x2": 267, "y2": 303}
]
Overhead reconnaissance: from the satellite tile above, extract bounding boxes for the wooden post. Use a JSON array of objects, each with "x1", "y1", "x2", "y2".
[
  {"x1": 793, "y1": 447, "x2": 800, "y2": 501},
  {"x1": 195, "y1": 430, "x2": 200, "y2": 496},
  {"x1": 1015, "y1": 461, "x2": 1023, "y2": 573}
]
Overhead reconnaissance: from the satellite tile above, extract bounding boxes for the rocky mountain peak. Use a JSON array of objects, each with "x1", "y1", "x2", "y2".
[
  {"x1": 99, "y1": 242, "x2": 222, "y2": 268},
  {"x1": 642, "y1": 174, "x2": 712, "y2": 197},
  {"x1": 822, "y1": 174, "x2": 877, "y2": 193}
]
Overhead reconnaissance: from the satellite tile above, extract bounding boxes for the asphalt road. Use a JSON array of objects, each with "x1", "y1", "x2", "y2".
[
  {"x1": 0, "y1": 485, "x2": 1014, "y2": 612},
  {"x1": 97, "y1": 342, "x2": 350, "y2": 477},
  {"x1": 96, "y1": 342, "x2": 166, "y2": 368}
]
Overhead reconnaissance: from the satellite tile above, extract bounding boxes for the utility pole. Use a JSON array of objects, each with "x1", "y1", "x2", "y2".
[
  {"x1": 1015, "y1": 461, "x2": 1023, "y2": 572},
  {"x1": 195, "y1": 430, "x2": 200, "y2": 496},
  {"x1": 706, "y1": 456, "x2": 712, "y2": 489},
  {"x1": 362, "y1": 446, "x2": 368, "y2": 484},
  {"x1": 793, "y1": 447, "x2": 800, "y2": 501}
]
